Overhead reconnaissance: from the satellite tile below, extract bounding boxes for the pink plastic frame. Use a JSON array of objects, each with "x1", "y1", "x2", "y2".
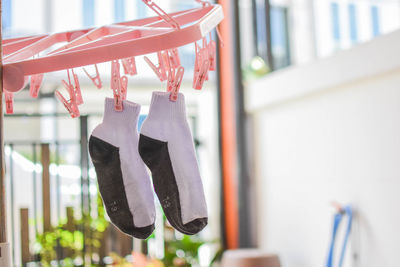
[{"x1": 3, "y1": 5, "x2": 224, "y2": 93}]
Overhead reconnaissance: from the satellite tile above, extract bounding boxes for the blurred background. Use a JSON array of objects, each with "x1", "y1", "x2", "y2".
[{"x1": 2, "y1": 0, "x2": 400, "y2": 266}]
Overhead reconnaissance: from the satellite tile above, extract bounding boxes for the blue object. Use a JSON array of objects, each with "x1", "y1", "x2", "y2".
[
  {"x1": 3, "y1": 0, "x2": 12, "y2": 31},
  {"x1": 271, "y1": 7, "x2": 286, "y2": 48},
  {"x1": 371, "y1": 6, "x2": 380, "y2": 37},
  {"x1": 331, "y1": 3, "x2": 341, "y2": 42},
  {"x1": 2, "y1": 0, "x2": 12, "y2": 38},
  {"x1": 136, "y1": 0, "x2": 148, "y2": 19},
  {"x1": 83, "y1": 0, "x2": 95, "y2": 27},
  {"x1": 326, "y1": 205, "x2": 353, "y2": 267},
  {"x1": 138, "y1": 114, "x2": 147, "y2": 131},
  {"x1": 114, "y1": 0, "x2": 125, "y2": 22},
  {"x1": 348, "y1": 4, "x2": 358, "y2": 43}
]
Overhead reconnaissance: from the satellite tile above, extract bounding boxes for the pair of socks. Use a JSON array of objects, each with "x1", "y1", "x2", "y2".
[{"x1": 89, "y1": 92, "x2": 208, "y2": 239}]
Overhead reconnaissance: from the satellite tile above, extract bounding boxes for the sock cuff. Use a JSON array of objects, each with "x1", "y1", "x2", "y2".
[
  {"x1": 103, "y1": 98, "x2": 141, "y2": 126},
  {"x1": 147, "y1": 92, "x2": 186, "y2": 121}
]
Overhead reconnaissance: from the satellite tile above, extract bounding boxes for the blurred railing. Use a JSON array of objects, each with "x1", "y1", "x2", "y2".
[{"x1": 4, "y1": 115, "x2": 136, "y2": 267}]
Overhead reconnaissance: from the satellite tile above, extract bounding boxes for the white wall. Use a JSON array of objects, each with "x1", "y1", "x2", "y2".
[
  {"x1": 246, "y1": 29, "x2": 400, "y2": 267},
  {"x1": 12, "y1": 0, "x2": 45, "y2": 34}
]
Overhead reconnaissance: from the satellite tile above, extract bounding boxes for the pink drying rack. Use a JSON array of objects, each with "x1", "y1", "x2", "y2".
[
  {"x1": 3, "y1": 4, "x2": 224, "y2": 93},
  {"x1": 0, "y1": 2, "x2": 224, "y2": 266}
]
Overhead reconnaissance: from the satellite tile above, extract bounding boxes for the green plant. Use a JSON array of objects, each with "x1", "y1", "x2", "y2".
[
  {"x1": 163, "y1": 235, "x2": 205, "y2": 267},
  {"x1": 242, "y1": 56, "x2": 270, "y2": 81},
  {"x1": 35, "y1": 194, "x2": 109, "y2": 267}
]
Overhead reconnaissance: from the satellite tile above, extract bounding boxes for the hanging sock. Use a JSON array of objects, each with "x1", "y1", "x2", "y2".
[
  {"x1": 89, "y1": 98, "x2": 156, "y2": 239},
  {"x1": 139, "y1": 92, "x2": 208, "y2": 235}
]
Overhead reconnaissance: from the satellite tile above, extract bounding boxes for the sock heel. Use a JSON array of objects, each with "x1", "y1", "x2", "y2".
[{"x1": 89, "y1": 136, "x2": 118, "y2": 163}]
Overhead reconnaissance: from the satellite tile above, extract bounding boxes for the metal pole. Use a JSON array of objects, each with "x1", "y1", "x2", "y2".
[
  {"x1": 251, "y1": 0, "x2": 259, "y2": 55},
  {"x1": 80, "y1": 115, "x2": 91, "y2": 265},
  {"x1": 216, "y1": 22, "x2": 227, "y2": 250},
  {"x1": 55, "y1": 142, "x2": 61, "y2": 221},
  {"x1": 32, "y1": 144, "x2": 38, "y2": 236},
  {"x1": 9, "y1": 145, "x2": 15, "y2": 263},
  {"x1": 264, "y1": 0, "x2": 274, "y2": 70},
  {"x1": 232, "y1": 0, "x2": 254, "y2": 249},
  {"x1": 80, "y1": 115, "x2": 90, "y2": 216}
]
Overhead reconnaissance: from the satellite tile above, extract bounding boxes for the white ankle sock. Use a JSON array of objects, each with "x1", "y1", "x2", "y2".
[
  {"x1": 89, "y1": 98, "x2": 155, "y2": 238},
  {"x1": 139, "y1": 92, "x2": 208, "y2": 235}
]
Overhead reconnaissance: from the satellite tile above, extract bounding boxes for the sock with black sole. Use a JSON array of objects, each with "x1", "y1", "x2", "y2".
[
  {"x1": 89, "y1": 98, "x2": 155, "y2": 239},
  {"x1": 139, "y1": 92, "x2": 208, "y2": 235}
]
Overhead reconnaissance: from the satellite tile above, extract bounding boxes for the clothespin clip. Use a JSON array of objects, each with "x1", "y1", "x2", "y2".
[
  {"x1": 202, "y1": 38, "x2": 210, "y2": 81},
  {"x1": 142, "y1": 0, "x2": 181, "y2": 29},
  {"x1": 29, "y1": 74, "x2": 44, "y2": 98},
  {"x1": 193, "y1": 42, "x2": 210, "y2": 90},
  {"x1": 121, "y1": 57, "x2": 137, "y2": 76},
  {"x1": 55, "y1": 69, "x2": 82, "y2": 118},
  {"x1": 144, "y1": 51, "x2": 168, "y2": 82},
  {"x1": 111, "y1": 60, "x2": 128, "y2": 111},
  {"x1": 55, "y1": 90, "x2": 80, "y2": 118},
  {"x1": 4, "y1": 90, "x2": 14, "y2": 114},
  {"x1": 82, "y1": 64, "x2": 102, "y2": 89},
  {"x1": 216, "y1": 25, "x2": 224, "y2": 48},
  {"x1": 55, "y1": 70, "x2": 82, "y2": 118},
  {"x1": 169, "y1": 66, "x2": 184, "y2": 102},
  {"x1": 166, "y1": 50, "x2": 185, "y2": 102},
  {"x1": 208, "y1": 33, "x2": 217, "y2": 71},
  {"x1": 195, "y1": 0, "x2": 211, "y2": 7},
  {"x1": 168, "y1": 48, "x2": 181, "y2": 69},
  {"x1": 120, "y1": 76, "x2": 128, "y2": 101},
  {"x1": 61, "y1": 69, "x2": 83, "y2": 105},
  {"x1": 164, "y1": 50, "x2": 184, "y2": 101}
]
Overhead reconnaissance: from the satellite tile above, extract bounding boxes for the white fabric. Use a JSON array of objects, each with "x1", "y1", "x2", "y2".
[
  {"x1": 140, "y1": 92, "x2": 208, "y2": 224},
  {"x1": 92, "y1": 98, "x2": 155, "y2": 227}
]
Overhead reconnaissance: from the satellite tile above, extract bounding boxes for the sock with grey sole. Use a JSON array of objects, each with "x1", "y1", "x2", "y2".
[
  {"x1": 139, "y1": 92, "x2": 208, "y2": 235},
  {"x1": 89, "y1": 98, "x2": 156, "y2": 239}
]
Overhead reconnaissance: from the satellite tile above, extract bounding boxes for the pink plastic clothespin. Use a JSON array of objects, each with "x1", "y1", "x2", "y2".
[
  {"x1": 216, "y1": 25, "x2": 224, "y2": 48},
  {"x1": 82, "y1": 64, "x2": 102, "y2": 89},
  {"x1": 195, "y1": 0, "x2": 211, "y2": 7},
  {"x1": 120, "y1": 76, "x2": 128, "y2": 101},
  {"x1": 168, "y1": 48, "x2": 181, "y2": 69},
  {"x1": 193, "y1": 42, "x2": 210, "y2": 90},
  {"x1": 4, "y1": 90, "x2": 14, "y2": 114},
  {"x1": 142, "y1": 0, "x2": 181, "y2": 29},
  {"x1": 55, "y1": 69, "x2": 83, "y2": 118},
  {"x1": 121, "y1": 57, "x2": 137, "y2": 76},
  {"x1": 168, "y1": 66, "x2": 184, "y2": 102},
  {"x1": 55, "y1": 90, "x2": 80, "y2": 118},
  {"x1": 111, "y1": 60, "x2": 128, "y2": 111},
  {"x1": 144, "y1": 51, "x2": 168, "y2": 82},
  {"x1": 208, "y1": 33, "x2": 217, "y2": 71},
  {"x1": 164, "y1": 50, "x2": 184, "y2": 101},
  {"x1": 55, "y1": 70, "x2": 82, "y2": 118},
  {"x1": 29, "y1": 73, "x2": 44, "y2": 98},
  {"x1": 202, "y1": 38, "x2": 210, "y2": 81},
  {"x1": 62, "y1": 69, "x2": 83, "y2": 105}
]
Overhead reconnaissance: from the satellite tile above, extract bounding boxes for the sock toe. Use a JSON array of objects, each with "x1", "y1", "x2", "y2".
[
  {"x1": 117, "y1": 222, "x2": 155, "y2": 239},
  {"x1": 179, "y1": 217, "x2": 208, "y2": 235}
]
